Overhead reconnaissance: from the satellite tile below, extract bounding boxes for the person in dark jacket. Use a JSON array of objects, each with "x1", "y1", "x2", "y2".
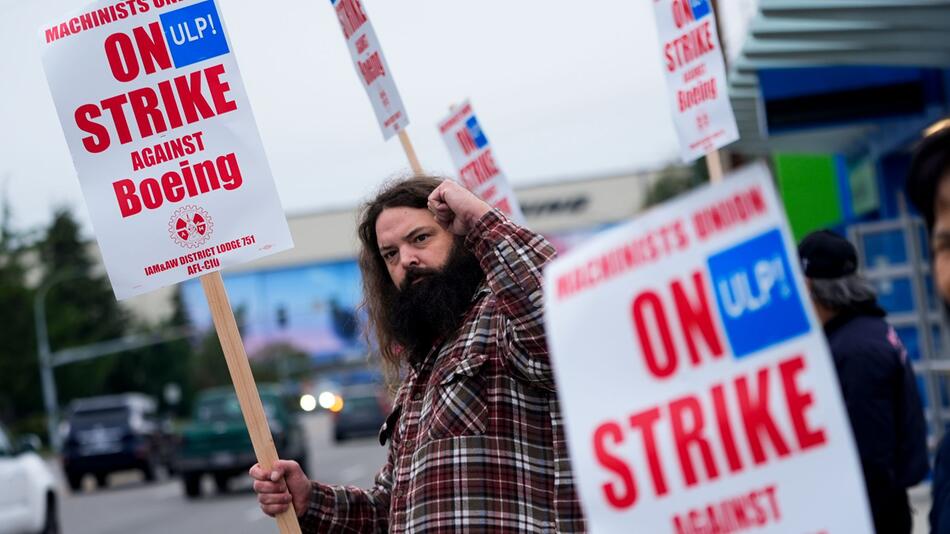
[
  {"x1": 799, "y1": 230, "x2": 929, "y2": 534},
  {"x1": 906, "y1": 125, "x2": 950, "y2": 534}
]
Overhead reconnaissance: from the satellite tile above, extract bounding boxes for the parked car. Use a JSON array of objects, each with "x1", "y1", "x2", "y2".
[
  {"x1": 333, "y1": 385, "x2": 389, "y2": 442},
  {"x1": 60, "y1": 393, "x2": 172, "y2": 491},
  {"x1": 176, "y1": 386, "x2": 308, "y2": 498},
  {"x1": 0, "y1": 422, "x2": 59, "y2": 534}
]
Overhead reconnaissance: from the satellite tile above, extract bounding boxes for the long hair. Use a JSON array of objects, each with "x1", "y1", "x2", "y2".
[
  {"x1": 808, "y1": 273, "x2": 879, "y2": 313},
  {"x1": 357, "y1": 175, "x2": 444, "y2": 373}
]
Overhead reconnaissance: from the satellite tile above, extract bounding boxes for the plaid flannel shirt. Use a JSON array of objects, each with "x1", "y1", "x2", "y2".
[{"x1": 300, "y1": 209, "x2": 586, "y2": 533}]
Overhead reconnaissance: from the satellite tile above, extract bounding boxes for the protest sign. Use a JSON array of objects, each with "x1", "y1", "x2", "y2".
[
  {"x1": 438, "y1": 101, "x2": 525, "y2": 224},
  {"x1": 41, "y1": 0, "x2": 293, "y2": 301},
  {"x1": 653, "y1": 0, "x2": 739, "y2": 163},
  {"x1": 330, "y1": 0, "x2": 409, "y2": 140},
  {"x1": 42, "y1": 2, "x2": 299, "y2": 531},
  {"x1": 544, "y1": 163, "x2": 872, "y2": 533}
]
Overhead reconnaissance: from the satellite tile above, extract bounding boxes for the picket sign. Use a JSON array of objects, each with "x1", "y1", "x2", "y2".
[
  {"x1": 437, "y1": 101, "x2": 525, "y2": 224},
  {"x1": 41, "y1": 1, "x2": 298, "y2": 531},
  {"x1": 328, "y1": 0, "x2": 421, "y2": 174},
  {"x1": 653, "y1": 0, "x2": 739, "y2": 163},
  {"x1": 543, "y1": 163, "x2": 872, "y2": 533}
]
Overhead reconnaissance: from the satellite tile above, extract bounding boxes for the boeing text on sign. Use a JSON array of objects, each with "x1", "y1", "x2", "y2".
[
  {"x1": 330, "y1": 0, "x2": 408, "y2": 140},
  {"x1": 652, "y1": 0, "x2": 739, "y2": 162},
  {"x1": 41, "y1": 0, "x2": 293, "y2": 299}
]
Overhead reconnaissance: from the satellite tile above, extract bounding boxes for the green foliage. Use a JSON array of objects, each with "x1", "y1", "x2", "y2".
[
  {"x1": 643, "y1": 161, "x2": 709, "y2": 209},
  {"x1": 0, "y1": 196, "x2": 40, "y2": 421},
  {"x1": 40, "y1": 208, "x2": 127, "y2": 406}
]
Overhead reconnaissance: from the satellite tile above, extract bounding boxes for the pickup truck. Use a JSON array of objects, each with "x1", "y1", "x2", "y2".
[{"x1": 175, "y1": 386, "x2": 309, "y2": 498}]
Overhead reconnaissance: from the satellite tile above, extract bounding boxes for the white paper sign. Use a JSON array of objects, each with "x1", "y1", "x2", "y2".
[
  {"x1": 438, "y1": 101, "x2": 525, "y2": 224},
  {"x1": 653, "y1": 0, "x2": 739, "y2": 162},
  {"x1": 331, "y1": 0, "x2": 409, "y2": 140},
  {"x1": 543, "y1": 163, "x2": 872, "y2": 533},
  {"x1": 41, "y1": 0, "x2": 293, "y2": 300}
]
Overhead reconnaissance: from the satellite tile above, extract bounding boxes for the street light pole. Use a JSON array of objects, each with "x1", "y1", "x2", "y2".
[
  {"x1": 35, "y1": 282, "x2": 61, "y2": 452},
  {"x1": 33, "y1": 269, "x2": 79, "y2": 453}
]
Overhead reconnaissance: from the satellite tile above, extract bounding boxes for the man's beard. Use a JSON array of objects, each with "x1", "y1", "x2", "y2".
[{"x1": 388, "y1": 240, "x2": 485, "y2": 364}]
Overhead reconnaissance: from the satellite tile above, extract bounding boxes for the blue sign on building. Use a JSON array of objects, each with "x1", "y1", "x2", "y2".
[{"x1": 707, "y1": 228, "x2": 810, "y2": 357}]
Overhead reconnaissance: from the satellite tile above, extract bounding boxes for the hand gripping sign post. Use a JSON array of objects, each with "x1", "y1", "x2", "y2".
[
  {"x1": 652, "y1": 0, "x2": 739, "y2": 180},
  {"x1": 543, "y1": 163, "x2": 872, "y2": 533},
  {"x1": 329, "y1": 0, "x2": 422, "y2": 173},
  {"x1": 438, "y1": 101, "x2": 526, "y2": 224},
  {"x1": 41, "y1": 1, "x2": 299, "y2": 531}
]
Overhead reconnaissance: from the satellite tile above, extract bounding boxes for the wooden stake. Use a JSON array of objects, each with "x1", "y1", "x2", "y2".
[
  {"x1": 200, "y1": 271, "x2": 302, "y2": 534},
  {"x1": 398, "y1": 129, "x2": 424, "y2": 175},
  {"x1": 706, "y1": 149, "x2": 725, "y2": 184}
]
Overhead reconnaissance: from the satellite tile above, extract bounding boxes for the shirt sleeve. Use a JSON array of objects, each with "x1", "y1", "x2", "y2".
[
  {"x1": 465, "y1": 209, "x2": 558, "y2": 390},
  {"x1": 298, "y1": 465, "x2": 393, "y2": 534}
]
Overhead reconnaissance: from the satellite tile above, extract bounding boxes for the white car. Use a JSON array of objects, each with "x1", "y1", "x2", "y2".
[{"x1": 0, "y1": 423, "x2": 59, "y2": 534}]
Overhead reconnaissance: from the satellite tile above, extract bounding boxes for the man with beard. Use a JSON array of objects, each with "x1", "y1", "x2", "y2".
[{"x1": 249, "y1": 176, "x2": 585, "y2": 533}]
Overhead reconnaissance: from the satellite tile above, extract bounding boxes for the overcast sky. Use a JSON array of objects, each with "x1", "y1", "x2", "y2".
[{"x1": 0, "y1": 0, "x2": 757, "y2": 236}]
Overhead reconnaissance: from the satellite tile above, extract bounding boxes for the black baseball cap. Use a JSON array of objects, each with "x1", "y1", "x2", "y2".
[
  {"x1": 907, "y1": 124, "x2": 950, "y2": 232},
  {"x1": 798, "y1": 230, "x2": 858, "y2": 279}
]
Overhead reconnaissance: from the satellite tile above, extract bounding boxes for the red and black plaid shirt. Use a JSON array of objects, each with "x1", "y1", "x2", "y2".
[{"x1": 301, "y1": 210, "x2": 586, "y2": 533}]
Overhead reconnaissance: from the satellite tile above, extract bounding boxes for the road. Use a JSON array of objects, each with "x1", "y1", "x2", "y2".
[
  {"x1": 57, "y1": 413, "x2": 387, "y2": 534},
  {"x1": 52, "y1": 412, "x2": 936, "y2": 533}
]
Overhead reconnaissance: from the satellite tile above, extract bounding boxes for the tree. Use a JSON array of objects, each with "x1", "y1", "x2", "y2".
[
  {"x1": 103, "y1": 289, "x2": 196, "y2": 414},
  {"x1": 38, "y1": 208, "x2": 127, "y2": 405},
  {"x1": 0, "y1": 194, "x2": 40, "y2": 424},
  {"x1": 643, "y1": 160, "x2": 710, "y2": 208}
]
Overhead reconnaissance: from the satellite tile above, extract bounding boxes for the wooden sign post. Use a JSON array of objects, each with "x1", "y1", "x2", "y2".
[
  {"x1": 398, "y1": 130, "x2": 425, "y2": 175},
  {"x1": 201, "y1": 272, "x2": 302, "y2": 534},
  {"x1": 707, "y1": 149, "x2": 726, "y2": 183}
]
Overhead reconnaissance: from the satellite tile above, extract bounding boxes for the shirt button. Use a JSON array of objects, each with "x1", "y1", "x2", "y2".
[{"x1": 412, "y1": 392, "x2": 422, "y2": 401}]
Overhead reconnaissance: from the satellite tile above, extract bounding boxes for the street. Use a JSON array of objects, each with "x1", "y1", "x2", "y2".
[{"x1": 57, "y1": 413, "x2": 387, "y2": 534}]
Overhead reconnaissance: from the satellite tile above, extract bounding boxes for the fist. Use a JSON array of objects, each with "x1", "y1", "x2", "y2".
[
  {"x1": 249, "y1": 459, "x2": 311, "y2": 518},
  {"x1": 427, "y1": 180, "x2": 492, "y2": 236}
]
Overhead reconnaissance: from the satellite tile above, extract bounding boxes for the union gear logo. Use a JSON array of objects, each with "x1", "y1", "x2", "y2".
[{"x1": 169, "y1": 205, "x2": 214, "y2": 249}]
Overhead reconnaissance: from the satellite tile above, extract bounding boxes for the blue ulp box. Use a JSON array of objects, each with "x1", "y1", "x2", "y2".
[
  {"x1": 706, "y1": 229, "x2": 810, "y2": 358},
  {"x1": 160, "y1": 0, "x2": 230, "y2": 69},
  {"x1": 465, "y1": 116, "x2": 489, "y2": 150}
]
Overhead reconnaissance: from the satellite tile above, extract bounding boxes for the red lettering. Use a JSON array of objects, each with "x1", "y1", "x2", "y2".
[
  {"x1": 100, "y1": 94, "x2": 133, "y2": 144},
  {"x1": 779, "y1": 356, "x2": 827, "y2": 450},
  {"x1": 630, "y1": 408, "x2": 668, "y2": 497},
  {"x1": 104, "y1": 31, "x2": 139, "y2": 82},
  {"x1": 335, "y1": 0, "x2": 368, "y2": 39},
  {"x1": 75, "y1": 104, "x2": 109, "y2": 154},
  {"x1": 670, "y1": 395, "x2": 719, "y2": 487},
  {"x1": 114, "y1": 179, "x2": 142, "y2": 217},
  {"x1": 711, "y1": 384, "x2": 743, "y2": 473},
  {"x1": 593, "y1": 422, "x2": 637, "y2": 509},
  {"x1": 131, "y1": 23, "x2": 172, "y2": 76},
  {"x1": 174, "y1": 70, "x2": 216, "y2": 123},
  {"x1": 205, "y1": 64, "x2": 238, "y2": 115},
  {"x1": 128, "y1": 87, "x2": 166, "y2": 138},
  {"x1": 736, "y1": 368, "x2": 791, "y2": 464},
  {"x1": 457, "y1": 128, "x2": 478, "y2": 156},
  {"x1": 672, "y1": 272, "x2": 724, "y2": 366},
  {"x1": 633, "y1": 291, "x2": 678, "y2": 378}
]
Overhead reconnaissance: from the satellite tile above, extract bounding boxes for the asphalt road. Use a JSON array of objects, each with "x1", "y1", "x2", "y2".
[
  {"x1": 56, "y1": 413, "x2": 387, "y2": 534},
  {"x1": 51, "y1": 413, "x2": 936, "y2": 533}
]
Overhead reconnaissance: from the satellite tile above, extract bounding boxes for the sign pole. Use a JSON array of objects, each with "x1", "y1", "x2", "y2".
[
  {"x1": 200, "y1": 271, "x2": 302, "y2": 534},
  {"x1": 706, "y1": 149, "x2": 725, "y2": 184},
  {"x1": 398, "y1": 130, "x2": 424, "y2": 175}
]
